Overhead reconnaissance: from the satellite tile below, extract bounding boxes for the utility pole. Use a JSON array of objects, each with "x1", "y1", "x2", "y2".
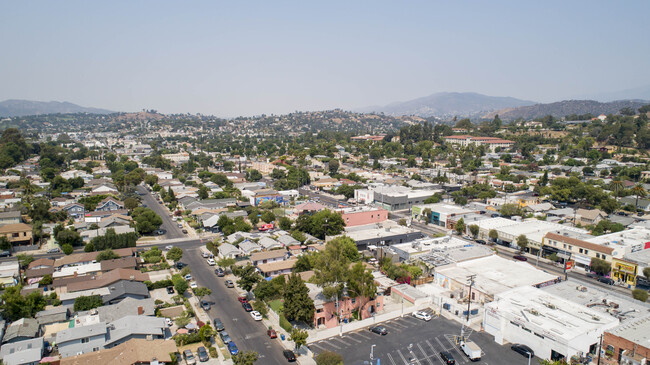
[
  {"x1": 596, "y1": 333, "x2": 603, "y2": 365},
  {"x1": 460, "y1": 274, "x2": 476, "y2": 342}
]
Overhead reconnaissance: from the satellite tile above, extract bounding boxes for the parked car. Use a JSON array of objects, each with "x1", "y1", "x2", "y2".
[
  {"x1": 250, "y1": 311, "x2": 263, "y2": 321},
  {"x1": 0, "y1": 251, "x2": 11, "y2": 258},
  {"x1": 215, "y1": 267, "x2": 225, "y2": 277},
  {"x1": 586, "y1": 272, "x2": 599, "y2": 279},
  {"x1": 225, "y1": 280, "x2": 234, "y2": 288},
  {"x1": 182, "y1": 229, "x2": 188, "y2": 234},
  {"x1": 511, "y1": 344, "x2": 534, "y2": 357},
  {"x1": 184, "y1": 274, "x2": 193, "y2": 281},
  {"x1": 370, "y1": 326, "x2": 387, "y2": 335},
  {"x1": 440, "y1": 351, "x2": 456, "y2": 364},
  {"x1": 213, "y1": 318, "x2": 225, "y2": 331},
  {"x1": 175, "y1": 262, "x2": 187, "y2": 269},
  {"x1": 283, "y1": 350, "x2": 296, "y2": 362},
  {"x1": 475, "y1": 239, "x2": 486, "y2": 245},
  {"x1": 166, "y1": 286, "x2": 174, "y2": 294},
  {"x1": 219, "y1": 331, "x2": 231, "y2": 344},
  {"x1": 190, "y1": 282, "x2": 198, "y2": 289},
  {"x1": 178, "y1": 223, "x2": 183, "y2": 228},
  {"x1": 513, "y1": 255, "x2": 528, "y2": 261},
  {"x1": 197, "y1": 346, "x2": 209, "y2": 362},
  {"x1": 46, "y1": 247, "x2": 60, "y2": 253},
  {"x1": 201, "y1": 300, "x2": 211, "y2": 311},
  {"x1": 242, "y1": 302, "x2": 253, "y2": 312},
  {"x1": 183, "y1": 349, "x2": 196, "y2": 365},
  {"x1": 412, "y1": 311, "x2": 432, "y2": 321},
  {"x1": 165, "y1": 317, "x2": 173, "y2": 326},
  {"x1": 597, "y1": 276, "x2": 615, "y2": 285},
  {"x1": 206, "y1": 258, "x2": 216, "y2": 266},
  {"x1": 238, "y1": 296, "x2": 249, "y2": 304},
  {"x1": 154, "y1": 229, "x2": 166, "y2": 236},
  {"x1": 165, "y1": 245, "x2": 174, "y2": 250},
  {"x1": 267, "y1": 329, "x2": 277, "y2": 338},
  {"x1": 228, "y1": 341, "x2": 239, "y2": 356}
]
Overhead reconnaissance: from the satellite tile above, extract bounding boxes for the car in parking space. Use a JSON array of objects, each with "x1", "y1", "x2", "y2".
[
  {"x1": 184, "y1": 274, "x2": 193, "y2": 281},
  {"x1": 0, "y1": 251, "x2": 11, "y2": 258},
  {"x1": 513, "y1": 254, "x2": 528, "y2": 261},
  {"x1": 283, "y1": 350, "x2": 296, "y2": 362},
  {"x1": 370, "y1": 325, "x2": 387, "y2": 335},
  {"x1": 206, "y1": 258, "x2": 216, "y2": 266},
  {"x1": 511, "y1": 343, "x2": 534, "y2": 357},
  {"x1": 227, "y1": 341, "x2": 239, "y2": 356},
  {"x1": 475, "y1": 239, "x2": 486, "y2": 245},
  {"x1": 267, "y1": 328, "x2": 277, "y2": 338},
  {"x1": 197, "y1": 346, "x2": 209, "y2": 362},
  {"x1": 166, "y1": 286, "x2": 174, "y2": 294},
  {"x1": 219, "y1": 331, "x2": 231, "y2": 344},
  {"x1": 242, "y1": 302, "x2": 253, "y2": 312},
  {"x1": 412, "y1": 310, "x2": 432, "y2": 321},
  {"x1": 215, "y1": 267, "x2": 225, "y2": 277},
  {"x1": 213, "y1": 318, "x2": 225, "y2": 332},
  {"x1": 201, "y1": 300, "x2": 210, "y2": 311},
  {"x1": 238, "y1": 296, "x2": 249, "y2": 304},
  {"x1": 190, "y1": 282, "x2": 198, "y2": 289},
  {"x1": 250, "y1": 311, "x2": 263, "y2": 321},
  {"x1": 440, "y1": 351, "x2": 456, "y2": 364},
  {"x1": 597, "y1": 276, "x2": 615, "y2": 285},
  {"x1": 225, "y1": 280, "x2": 234, "y2": 288},
  {"x1": 183, "y1": 349, "x2": 196, "y2": 365},
  {"x1": 178, "y1": 223, "x2": 183, "y2": 228},
  {"x1": 46, "y1": 247, "x2": 61, "y2": 253}
]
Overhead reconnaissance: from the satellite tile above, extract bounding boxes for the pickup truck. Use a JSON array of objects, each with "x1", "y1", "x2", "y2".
[{"x1": 460, "y1": 340, "x2": 481, "y2": 361}]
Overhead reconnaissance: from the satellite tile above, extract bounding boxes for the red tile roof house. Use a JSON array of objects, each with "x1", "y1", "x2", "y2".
[{"x1": 306, "y1": 283, "x2": 384, "y2": 329}]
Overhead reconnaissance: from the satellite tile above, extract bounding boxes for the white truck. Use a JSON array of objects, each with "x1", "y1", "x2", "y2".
[{"x1": 460, "y1": 340, "x2": 481, "y2": 361}]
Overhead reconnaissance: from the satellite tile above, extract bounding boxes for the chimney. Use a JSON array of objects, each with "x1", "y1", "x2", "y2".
[{"x1": 137, "y1": 306, "x2": 144, "y2": 315}]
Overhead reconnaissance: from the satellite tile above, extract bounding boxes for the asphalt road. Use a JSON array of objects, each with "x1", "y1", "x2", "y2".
[
  {"x1": 137, "y1": 185, "x2": 185, "y2": 239},
  {"x1": 182, "y1": 246, "x2": 289, "y2": 364},
  {"x1": 298, "y1": 188, "x2": 342, "y2": 208},
  {"x1": 309, "y1": 310, "x2": 538, "y2": 365}
]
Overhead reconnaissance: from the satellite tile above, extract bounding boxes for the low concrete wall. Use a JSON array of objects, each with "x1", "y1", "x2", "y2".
[{"x1": 307, "y1": 303, "x2": 429, "y2": 343}]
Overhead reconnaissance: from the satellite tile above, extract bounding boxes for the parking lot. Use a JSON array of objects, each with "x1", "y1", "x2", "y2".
[{"x1": 308, "y1": 310, "x2": 538, "y2": 365}]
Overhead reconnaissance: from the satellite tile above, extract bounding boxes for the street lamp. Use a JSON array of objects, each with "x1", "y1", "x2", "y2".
[
  {"x1": 525, "y1": 351, "x2": 532, "y2": 365},
  {"x1": 370, "y1": 344, "x2": 376, "y2": 360}
]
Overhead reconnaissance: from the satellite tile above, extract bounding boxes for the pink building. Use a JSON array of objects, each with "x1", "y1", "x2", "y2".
[
  {"x1": 308, "y1": 283, "x2": 385, "y2": 329},
  {"x1": 337, "y1": 207, "x2": 388, "y2": 227}
]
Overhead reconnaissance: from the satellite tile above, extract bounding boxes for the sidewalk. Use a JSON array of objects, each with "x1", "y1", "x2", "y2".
[{"x1": 261, "y1": 302, "x2": 316, "y2": 365}]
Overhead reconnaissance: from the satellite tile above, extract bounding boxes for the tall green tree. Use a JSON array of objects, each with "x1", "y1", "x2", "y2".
[
  {"x1": 235, "y1": 264, "x2": 261, "y2": 293},
  {"x1": 283, "y1": 273, "x2": 315, "y2": 323},
  {"x1": 455, "y1": 218, "x2": 466, "y2": 235}
]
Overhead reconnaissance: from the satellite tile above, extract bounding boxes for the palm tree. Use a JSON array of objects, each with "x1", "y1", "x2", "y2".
[
  {"x1": 631, "y1": 184, "x2": 648, "y2": 211},
  {"x1": 611, "y1": 180, "x2": 624, "y2": 197}
]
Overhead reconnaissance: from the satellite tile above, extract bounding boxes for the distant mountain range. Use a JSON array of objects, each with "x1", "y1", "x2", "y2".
[
  {"x1": 484, "y1": 99, "x2": 650, "y2": 120},
  {"x1": 0, "y1": 99, "x2": 114, "y2": 117},
  {"x1": 358, "y1": 92, "x2": 536, "y2": 118}
]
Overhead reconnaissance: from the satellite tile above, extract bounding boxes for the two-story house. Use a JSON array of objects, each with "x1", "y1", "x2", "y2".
[
  {"x1": 95, "y1": 197, "x2": 125, "y2": 212},
  {"x1": 62, "y1": 203, "x2": 85, "y2": 220}
]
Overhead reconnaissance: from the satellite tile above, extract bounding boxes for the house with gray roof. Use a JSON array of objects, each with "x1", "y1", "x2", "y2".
[
  {"x1": 2, "y1": 319, "x2": 40, "y2": 344},
  {"x1": 55, "y1": 322, "x2": 108, "y2": 358},
  {"x1": 258, "y1": 237, "x2": 282, "y2": 250},
  {"x1": 0, "y1": 337, "x2": 44, "y2": 365},
  {"x1": 35, "y1": 306, "x2": 69, "y2": 325},
  {"x1": 276, "y1": 234, "x2": 300, "y2": 247},
  {"x1": 78, "y1": 297, "x2": 155, "y2": 323},
  {"x1": 238, "y1": 240, "x2": 262, "y2": 255},
  {"x1": 218, "y1": 243, "x2": 243, "y2": 259},
  {"x1": 103, "y1": 315, "x2": 166, "y2": 348},
  {"x1": 102, "y1": 280, "x2": 149, "y2": 305}
]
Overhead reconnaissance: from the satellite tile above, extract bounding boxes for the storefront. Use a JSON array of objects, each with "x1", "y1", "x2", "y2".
[{"x1": 612, "y1": 258, "x2": 637, "y2": 288}]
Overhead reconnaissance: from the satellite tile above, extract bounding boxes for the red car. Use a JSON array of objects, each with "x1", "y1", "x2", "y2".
[
  {"x1": 267, "y1": 329, "x2": 277, "y2": 339},
  {"x1": 513, "y1": 255, "x2": 528, "y2": 261},
  {"x1": 238, "y1": 296, "x2": 249, "y2": 304}
]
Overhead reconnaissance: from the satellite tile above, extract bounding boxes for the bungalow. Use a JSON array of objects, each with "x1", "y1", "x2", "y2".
[
  {"x1": 258, "y1": 237, "x2": 282, "y2": 250},
  {"x1": 251, "y1": 250, "x2": 288, "y2": 266},
  {"x1": 620, "y1": 197, "x2": 650, "y2": 212},
  {"x1": 90, "y1": 184, "x2": 118, "y2": 195},
  {"x1": 102, "y1": 280, "x2": 149, "y2": 305},
  {"x1": 80, "y1": 226, "x2": 136, "y2": 242},
  {"x1": 276, "y1": 234, "x2": 300, "y2": 247},
  {"x1": 257, "y1": 258, "x2": 297, "y2": 278},
  {"x1": 2, "y1": 318, "x2": 40, "y2": 344},
  {"x1": 575, "y1": 208, "x2": 607, "y2": 226},
  {"x1": 0, "y1": 260, "x2": 20, "y2": 287},
  {"x1": 0, "y1": 223, "x2": 33, "y2": 246},
  {"x1": 218, "y1": 243, "x2": 243, "y2": 259},
  {"x1": 95, "y1": 197, "x2": 124, "y2": 212},
  {"x1": 0, "y1": 337, "x2": 44, "y2": 365},
  {"x1": 239, "y1": 240, "x2": 262, "y2": 255},
  {"x1": 59, "y1": 338, "x2": 177, "y2": 365},
  {"x1": 0, "y1": 210, "x2": 21, "y2": 225}
]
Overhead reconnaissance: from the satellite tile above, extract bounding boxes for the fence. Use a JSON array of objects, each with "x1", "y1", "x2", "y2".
[{"x1": 306, "y1": 303, "x2": 430, "y2": 343}]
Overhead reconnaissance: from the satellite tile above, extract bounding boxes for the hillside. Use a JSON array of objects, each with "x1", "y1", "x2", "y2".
[
  {"x1": 484, "y1": 99, "x2": 650, "y2": 120},
  {"x1": 360, "y1": 92, "x2": 536, "y2": 118},
  {"x1": 0, "y1": 99, "x2": 114, "y2": 117}
]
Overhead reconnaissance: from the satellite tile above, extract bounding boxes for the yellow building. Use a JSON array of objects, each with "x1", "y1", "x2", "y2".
[{"x1": 611, "y1": 258, "x2": 638, "y2": 287}]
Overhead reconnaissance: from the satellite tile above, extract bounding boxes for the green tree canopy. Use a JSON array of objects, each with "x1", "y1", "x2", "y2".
[{"x1": 283, "y1": 273, "x2": 315, "y2": 323}]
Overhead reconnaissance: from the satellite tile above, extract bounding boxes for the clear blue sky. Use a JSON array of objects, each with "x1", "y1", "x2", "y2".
[{"x1": 1, "y1": 1, "x2": 649, "y2": 117}]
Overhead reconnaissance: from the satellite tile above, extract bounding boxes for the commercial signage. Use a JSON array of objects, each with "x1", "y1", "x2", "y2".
[{"x1": 565, "y1": 260, "x2": 574, "y2": 270}]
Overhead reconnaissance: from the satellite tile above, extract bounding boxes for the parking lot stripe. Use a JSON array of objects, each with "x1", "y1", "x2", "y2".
[
  {"x1": 397, "y1": 349, "x2": 410, "y2": 364},
  {"x1": 390, "y1": 320, "x2": 409, "y2": 328},
  {"x1": 382, "y1": 323, "x2": 405, "y2": 332},
  {"x1": 426, "y1": 340, "x2": 444, "y2": 363},
  {"x1": 401, "y1": 316, "x2": 421, "y2": 324},
  {"x1": 443, "y1": 336, "x2": 468, "y2": 364},
  {"x1": 344, "y1": 334, "x2": 363, "y2": 343},
  {"x1": 354, "y1": 330, "x2": 372, "y2": 340},
  {"x1": 330, "y1": 336, "x2": 351, "y2": 348},
  {"x1": 320, "y1": 341, "x2": 341, "y2": 350},
  {"x1": 309, "y1": 343, "x2": 330, "y2": 352},
  {"x1": 386, "y1": 352, "x2": 398, "y2": 365},
  {"x1": 416, "y1": 343, "x2": 434, "y2": 365}
]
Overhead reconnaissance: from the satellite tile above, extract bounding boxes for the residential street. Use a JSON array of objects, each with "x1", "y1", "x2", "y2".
[
  {"x1": 137, "y1": 185, "x2": 185, "y2": 239},
  {"x1": 182, "y1": 246, "x2": 289, "y2": 364}
]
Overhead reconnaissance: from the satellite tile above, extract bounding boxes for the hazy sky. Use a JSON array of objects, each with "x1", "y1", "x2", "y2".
[{"x1": 1, "y1": 1, "x2": 649, "y2": 117}]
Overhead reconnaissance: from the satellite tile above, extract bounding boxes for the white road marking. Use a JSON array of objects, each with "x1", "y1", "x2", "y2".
[
  {"x1": 387, "y1": 352, "x2": 398, "y2": 365},
  {"x1": 416, "y1": 343, "x2": 435, "y2": 365}
]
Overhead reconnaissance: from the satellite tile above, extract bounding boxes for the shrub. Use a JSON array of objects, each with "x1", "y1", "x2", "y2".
[
  {"x1": 174, "y1": 332, "x2": 202, "y2": 346},
  {"x1": 315, "y1": 351, "x2": 344, "y2": 365},
  {"x1": 208, "y1": 346, "x2": 218, "y2": 358},
  {"x1": 632, "y1": 289, "x2": 648, "y2": 302},
  {"x1": 62, "y1": 244, "x2": 74, "y2": 255},
  {"x1": 74, "y1": 295, "x2": 103, "y2": 311},
  {"x1": 279, "y1": 315, "x2": 292, "y2": 333}
]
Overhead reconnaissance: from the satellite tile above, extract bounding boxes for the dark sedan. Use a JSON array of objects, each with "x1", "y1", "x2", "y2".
[
  {"x1": 511, "y1": 344, "x2": 534, "y2": 358},
  {"x1": 370, "y1": 326, "x2": 387, "y2": 335},
  {"x1": 197, "y1": 346, "x2": 209, "y2": 362},
  {"x1": 283, "y1": 350, "x2": 296, "y2": 362},
  {"x1": 242, "y1": 302, "x2": 253, "y2": 312}
]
